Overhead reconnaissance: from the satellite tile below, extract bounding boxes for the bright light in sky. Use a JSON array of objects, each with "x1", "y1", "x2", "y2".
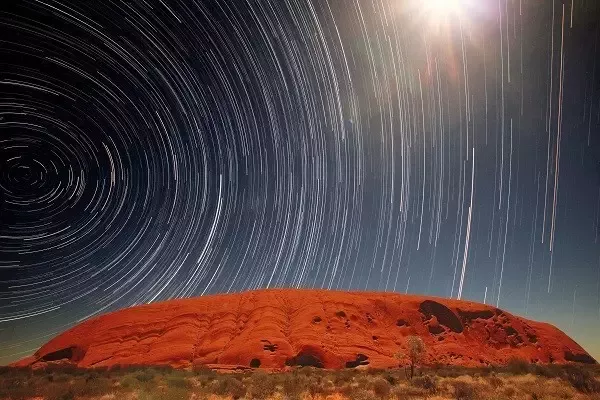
[
  {"x1": 424, "y1": 0, "x2": 465, "y2": 16},
  {"x1": 424, "y1": 0, "x2": 465, "y2": 27},
  {"x1": 403, "y1": 0, "x2": 470, "y2": 35}
]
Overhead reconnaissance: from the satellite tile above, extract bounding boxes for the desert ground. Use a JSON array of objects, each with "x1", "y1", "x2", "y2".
[{"x1": 2, "y1": 360, "x2": 600, "y2": 400}]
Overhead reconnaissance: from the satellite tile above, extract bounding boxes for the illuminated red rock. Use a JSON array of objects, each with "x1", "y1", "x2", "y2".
[{"x1": 12, "y1": 289, "x2": 596, "y2": 370}]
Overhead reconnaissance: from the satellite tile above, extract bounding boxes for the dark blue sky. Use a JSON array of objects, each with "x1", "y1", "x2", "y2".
[{"x1": 1, "y1": 0, "x2": 600, "y2": 364}]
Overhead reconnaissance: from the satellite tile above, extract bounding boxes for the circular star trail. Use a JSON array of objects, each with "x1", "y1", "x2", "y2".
[{"x1": 1, "y1": 0, "x2": 600, "y2": 362}]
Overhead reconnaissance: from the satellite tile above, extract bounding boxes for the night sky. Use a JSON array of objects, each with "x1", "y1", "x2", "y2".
[{"x1": 1, "y1": 0, "x2": 600, "y2": 365}]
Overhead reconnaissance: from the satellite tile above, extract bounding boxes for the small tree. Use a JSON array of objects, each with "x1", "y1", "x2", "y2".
[{"x1": 396, "y1": 336, "x2": 425, "y2": 379}]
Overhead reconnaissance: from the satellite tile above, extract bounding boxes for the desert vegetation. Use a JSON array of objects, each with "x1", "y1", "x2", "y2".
[
  {"x1": 395, "y1": 335, "x2": 426, "y2": 380},
  {"x1": 1, "y1": 361, "x2": 600, "y2": 400}
]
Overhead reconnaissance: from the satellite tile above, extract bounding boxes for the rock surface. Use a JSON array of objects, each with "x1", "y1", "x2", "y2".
[{"x1": 12, "y1": 289, "x2": 596, "y2": 369}]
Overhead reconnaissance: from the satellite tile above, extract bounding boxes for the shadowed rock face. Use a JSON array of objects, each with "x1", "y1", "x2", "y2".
[
  {"x1": 11, "y1": 289, "x2": 596, "y2": 370},
  {"x1": 419, "y1": 300, "x2": 464, "y2": 334}
]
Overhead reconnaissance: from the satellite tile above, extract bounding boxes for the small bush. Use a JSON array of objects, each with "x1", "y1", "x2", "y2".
[
  {"x1": 279, "y1": 372, "x2": 310, "y2": 398},
  {"x1": 306, "y1": 376, "x2": 335, "y2": 396},
  {"x1": 157, "y1": 387, "x2": 190, "y2": 400},
  {"x1": 165, "y1": 374, "x2": 191, "y2": 389},
  {"x1": 370, "y1": 376, "x2": 391, "y2": 398},
  {"x1": 70, "y1": 376, "x2": 112, "y2": 396},
  {"x1": 332, "y1": 368, "x2": 358, "y2": 385},
  {"x1": 120, "y1": 374, "x2": 141, "y2": 389},
  {"x1": 501, "y1": 384, "x2": 517, "y2": 398},
  {"x1": 52, "y1": 372, "x2": 70, "y2": 383},
  {"x1": 347, "y1": 389, "x2": 376, "y2": 400},
  {"x1": 382, "y1": 372, "x2": 397, "y2": 385},
  {"x1": 0, "y1": 375, "x2": 36, "y2": 399},
  {"x1": 92, "y1": 366, "x2": 111, "y2": 377},
  {"x1": 192, "y1": 365, "x2": 217, "y2": 376},
  {"x1": 506, "y1": 357, "x2": 531, "y2": 375},
  {"x1": 247, "y1": 372, "x2": 276, "y2": 399},
  {"x1": 44, "y1": 364, "x2": 81, "y2": 375},
  {"x1": 412, "y1": 374, "x2": 437, "y2": 392},
  {"x1": 135, "y1": 369, "x2": 155, "y2": 382},
  {"x1": 45, "y1": 387, "x2": 75, "y2": 400},
  {"x1": 0, "y1": 366, "x2": 13, "y2": 375},
  {"x1": 564, "y1": 365, "x2": 600, "y2": 393},
  {"x1": 532, "y1": 363, "x2": 561, "y2": 378},
  {"x1": 453, "y1": 380, "x2": 477, "y2": 400},
  {"x1": 390, "y1": 384, "x2": 429, "y2": 397},
  {"x1": 154, "y1": 364, "x2": 176, "y2": 374},
  {"x1": 294, "y1": 365, "x2": 320, "y2": 376},
  {"x1": 486, "y1": 374, "x2": 503, "y2": 388},
  {"x1": 431, "y1": 366, "x2": 470, "y2": 378},
  {"x1": 212, "y1": 376, "x2": 247, "y2": 399}
]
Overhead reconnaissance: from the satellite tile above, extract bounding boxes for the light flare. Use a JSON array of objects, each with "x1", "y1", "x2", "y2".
[{"x1": 403, "y1": 0, "x2": 472, "y2": 36}]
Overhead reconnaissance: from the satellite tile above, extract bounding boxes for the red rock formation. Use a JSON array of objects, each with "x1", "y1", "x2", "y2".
[{"x1": 12, "y1": 289, "x2": 596, "y2": 369}]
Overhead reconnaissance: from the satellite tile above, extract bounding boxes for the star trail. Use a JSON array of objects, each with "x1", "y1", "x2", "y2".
[{"x1": 1, "y1": 0, "x2": 600, "y2": 363}]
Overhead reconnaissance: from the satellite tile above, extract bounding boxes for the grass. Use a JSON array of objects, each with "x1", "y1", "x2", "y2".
[{"x1": 0, "y1": 363, "x2": 599, "y2": 399}]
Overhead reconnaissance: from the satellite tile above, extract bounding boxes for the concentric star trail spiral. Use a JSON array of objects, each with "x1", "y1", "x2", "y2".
[{"x1": 1, "y1": 0, "x2": 600, "y2": 363}]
